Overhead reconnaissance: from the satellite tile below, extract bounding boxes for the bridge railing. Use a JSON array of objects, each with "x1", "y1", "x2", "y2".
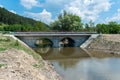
[{"x1": 11, "y1": 32, "x2": 97, "y2": 35}]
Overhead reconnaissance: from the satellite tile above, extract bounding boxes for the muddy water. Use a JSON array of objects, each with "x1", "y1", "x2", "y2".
[{"x1": 34, "y1": 47, "x2": 120, "y2": 80}]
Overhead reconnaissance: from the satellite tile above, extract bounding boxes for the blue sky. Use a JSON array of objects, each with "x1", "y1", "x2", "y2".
[{"x1": 0, "y1": 0, "x2": 120, "y2": 24}]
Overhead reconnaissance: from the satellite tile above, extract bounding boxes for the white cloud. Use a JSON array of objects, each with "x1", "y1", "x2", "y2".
[
  {"x1": 21, "y1": 0, "x2": 112, "y2": 24},
  {"x1": 45, "y1": 0, "x2": 69, "y2": 6},
  {"x1": 20, "y1": 0, "x2": 41, "y2": 9},
  {"x1": 26, "y1": 9, "x2": 53, "y2": 24},
  {"x1": 0, "y1": 4, "x2": 3, "y2": 8},
  {"x1": 64, "y1": 0, "x2": 111, "y2": 22},
  {"x1": 9, "y1": 10, "x2": 16, "y2": 14},
  {"x1": 105, "y1": 9, "x2": 120, "y2": 23}
]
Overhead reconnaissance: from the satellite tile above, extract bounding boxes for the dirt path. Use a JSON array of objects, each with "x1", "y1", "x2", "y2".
[{"x1": 0, "y1": 49, "x2": 61, "y2": 80}]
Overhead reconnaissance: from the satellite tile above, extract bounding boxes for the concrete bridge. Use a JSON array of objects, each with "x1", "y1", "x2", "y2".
[{"x1": 12, "y1": 32, "x2": 97, "y2": 48}]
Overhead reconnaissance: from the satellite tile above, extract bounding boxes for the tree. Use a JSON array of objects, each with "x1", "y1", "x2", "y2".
[
  {"x1": 34, "y1": 22, "x2": 49, "y2": 31},
  {"x1": 50, "y1": 10, "x2": 83, "y2": 31},
  {"x1": 96, "y1": 24, "x2": 109, "y2": 33},
  {"x1": 88, "y1": 20, "x2": 96, "y2": 32},
  {"x1": 84, "y1": 23, "x2": 90, "y2": 31},
  {"x1": 108, "y1": 21, "x2": 120, "y2": 34},
  {"x1": 96, "y1": 21, "x2": 120, "y2": 34}
]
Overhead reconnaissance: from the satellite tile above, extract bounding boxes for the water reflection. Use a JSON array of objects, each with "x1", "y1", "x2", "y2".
[
  {"x1": 57, "y1": 59, "x2": 80, "y2": 70},
  {"x1": 34, "y1": 47, "x2": 90, "y2": 60},
  {"x1": 34, "y1": 38, "x2": 53, "y2": 54},
  {"x1": 86, "y1": 58, "x2": 120, "y2": 80},
  {"x1": 34, "y1": 46, "x2": 120, "y2": 80},
  {"x1": 52, "y1": 57, "x2": 120, "y2": 80},
  {"x1": 59, "y1": 47, "x2": 75, "y2": 56}
]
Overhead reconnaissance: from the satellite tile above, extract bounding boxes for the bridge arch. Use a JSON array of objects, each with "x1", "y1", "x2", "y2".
[{"x1": 60, "y1": 37, "x2": 75, "y2": 47}]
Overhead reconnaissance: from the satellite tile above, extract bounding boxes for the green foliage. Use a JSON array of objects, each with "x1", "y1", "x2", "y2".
[
  {"x1": 0, "y1": 7, "x2": 49, "y2": 32},
  {"x1": 0, "y1": 36, "x2": 12, "y2": 52},
  {"x1": 50, "y1": 10, "x2": 83, "y2": 31},
  {"x1": 96, "y1": 21, "x2": 120, "y2": 34},
  {"x1": 0, "y1": 7, "x2": 37, "y2": 26},
  {"x1": 84, "y1": 21, "x2": 96, "y2": 32},
  {"x1": 0, "y1": 37, "x2": 10, "y2": 42},
  {"x1": 0, "y1": 64, "x2": 5, "y2": 68},
  {"x1": 34, "y1": 22, "x2": 49, "y2": 31},
  {"x1": 96, "y1": 24, "x2": 109, "y2": 33},
  {"x1": 84, "y1": 23, "x2": 90, "y2": 31},
  {"x1": 33, "y1": 63, "x2": 44, "y2": 68},
  {"x1": 14, "y1": 40, "x2": 19, "y2": 46},
  {"x1": 0, "y1": 48, "x2": 6, "y2": 52},
  {"x1": 0, "y1": 23, "x2": 49, "y2": 32},
  {"x1": 84, "y1": 21, "x2": 120, "y2": 34},
  {"x1": 108, "y1": 21, "x2": 120, "y2": 34}
]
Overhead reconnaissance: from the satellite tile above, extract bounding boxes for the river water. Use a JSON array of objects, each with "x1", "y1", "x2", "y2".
[{"x1": 34, "y1": 47, "x2": 120, "y2": 80}]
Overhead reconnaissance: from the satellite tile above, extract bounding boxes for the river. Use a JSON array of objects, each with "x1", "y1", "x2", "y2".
[{"x1": 34, "y1": 47, "x2": 120, "y2": 80}]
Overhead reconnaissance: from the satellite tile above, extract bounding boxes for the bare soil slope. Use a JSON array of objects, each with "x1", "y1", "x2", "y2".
[
  {"x1": 87, "y1": 34, "x2": 120, "y2": 54},
  {"x1": 0, "y1": 49, "x2": 61, "y2": 80}
]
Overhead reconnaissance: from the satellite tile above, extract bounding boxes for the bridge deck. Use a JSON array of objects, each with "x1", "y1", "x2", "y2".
[{"x1": 12, "y1": 32, "x2": 96, "y2": 37}]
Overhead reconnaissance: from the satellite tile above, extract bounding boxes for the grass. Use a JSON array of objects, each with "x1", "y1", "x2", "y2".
[
  {"x1": 0, "y1": 36, "x2": 12, "y2": 52},
  {"x1": 0, "y1": 48, "x2": 6, "y2": 51},
  {"x1": 0, "y1": 64, "x2": 5, "y2": 68},
  {"x1": 0, "y1": 35, "x2": 44, "y2": 68}
]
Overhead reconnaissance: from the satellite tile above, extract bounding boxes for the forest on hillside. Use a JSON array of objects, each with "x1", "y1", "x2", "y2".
[{"x1": 0, "y1": 7, "x2": 49, "y2": 32}]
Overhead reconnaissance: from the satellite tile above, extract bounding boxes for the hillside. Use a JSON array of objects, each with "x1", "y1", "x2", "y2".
[{"x1": 0, "y1": 7, "x2": 49, "y2": 32}]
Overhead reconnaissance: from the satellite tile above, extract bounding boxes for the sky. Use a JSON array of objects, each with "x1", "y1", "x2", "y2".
[{"x1": 0, "y1": 0, "x2": 120, "y2": 24}]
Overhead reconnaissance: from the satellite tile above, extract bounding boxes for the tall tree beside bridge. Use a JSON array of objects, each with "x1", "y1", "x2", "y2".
[{"x1": 50, "y1": 10, "x2": 83, "y2": 31}]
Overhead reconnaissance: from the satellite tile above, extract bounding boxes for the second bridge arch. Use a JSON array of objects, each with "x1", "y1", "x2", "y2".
[{"x1": 59, "y1": 37, "x2": 75, "y2": 47}]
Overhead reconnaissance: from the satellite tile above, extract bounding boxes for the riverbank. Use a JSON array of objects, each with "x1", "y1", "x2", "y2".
[
  {"x1": 86, "y1": 34, "x2": 120, "y2": 54},
  {"x1": 0, "y1": 35, "x2": 61, "y2": 80}
]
